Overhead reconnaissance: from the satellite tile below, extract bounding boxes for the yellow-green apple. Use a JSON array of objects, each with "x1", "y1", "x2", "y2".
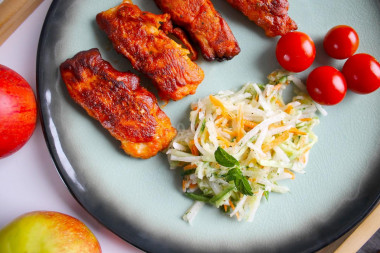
[
  {"x1": 0, "y1": 64, "x2": 37, "y2": 158},
  {"x1": 0, "y1": 211, "x2": 102, "y2": 253}
]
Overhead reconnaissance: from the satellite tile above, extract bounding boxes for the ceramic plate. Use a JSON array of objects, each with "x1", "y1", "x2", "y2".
[{"x1": 37, "y1": 0, "x2": 380, "y2": 252}]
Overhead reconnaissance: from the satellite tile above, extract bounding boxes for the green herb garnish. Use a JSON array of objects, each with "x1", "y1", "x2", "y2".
[
  {"x1": 214, "y1": 147, "x2": 239, "y2": 168},
  {"x1": 181, "y1": 169, "x2": 196, "y2": 176},
  {"x1": 214, "y1": 147, "x2": 253, "y2": 196},
  {"x1": 225, "y1": 167, "x2": 253, "y2": 196},
  {"x1": 209, "y1": 185, "x2": 235, "y2": 206},
  {"x1": 263, "y1": 191, "x2": 269, "y2": 201},
  {"x1": 185, "y1": 192, "x2": 211, "y2": 202},
  {"x1": 257, "y1": 183, "x2": 265, "y2": 188},
  {"x1": 257, "y1": 83, "x2": 266, "y2": 89},
  {"x1": 200, "y1": 119, "x2": 206, "y2": 133},
  {"x1": 277, "y1": 76, "x2": 288, "y2": 84}
]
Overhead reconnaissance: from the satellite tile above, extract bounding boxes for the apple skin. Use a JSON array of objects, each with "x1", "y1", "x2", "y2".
[
  {"x1": 0, "y1": 211, "x2": 102, "y2": 253},
  {"x1": 0, "y1": 64, "x2": 37, "y2": 158}
]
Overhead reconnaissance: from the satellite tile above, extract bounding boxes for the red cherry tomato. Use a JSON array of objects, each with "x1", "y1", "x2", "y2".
[
  {"x1": 323, "y1": 25, "x2": 359, "y2": 59},
  {"x1": 276, "y1": 31, "x2": 316, "y2": 72},
  {"x1": 306, "y1": 66, "x2": 347, "y2": 105},
  {"x1": 342, "y1": 53, "x2": 380, "y2": 94}
]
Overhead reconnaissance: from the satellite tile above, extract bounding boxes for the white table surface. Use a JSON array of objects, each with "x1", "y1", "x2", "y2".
[{"x1": 0, "y1": 1, "x2": 140, "y2": 252}]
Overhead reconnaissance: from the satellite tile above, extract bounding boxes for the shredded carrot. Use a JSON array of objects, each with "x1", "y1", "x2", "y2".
[
  {"x1": 189, "y1": 140, "x2": 199, "y2": 156},
  {"x1": 184, "y1": 164, "x2": 197, "y2": 170},
  {"x1": 303, "y1": 146, "x2": 311, "y2": 154},
  {"x1": 217, "y1": 133, "x2": 232, "y2": 148},
  {"x1": 229, "y1": 199, "x2": 236, "y2": 209},
  {"x1": 222, "y1": 128, "x2": 234, "y2": 136},
  {"x1": 189, "y1": 183, "x2": 198, "y2": 190},
  {"x1": 298, "y1": 135, "x2": 306, "y2": 147},
  {"x1": 223, "y1": 205, "x2": 228, "y2": 212},
  {"x1": 182, "y1": 181, "x2": 197, "y2": 191},
  {"x1": 299, "y1": 147, "x2": 311, "y2": 163},
  {"x1": 275, "y1": 99, "x2": 284, "y2": 107},
  {"x1": 220, "y1": 118, "x2": 229, "y2": 128},
  {"x1": 214, "y1": 115, "x2": 224, "y2": 126},
  {"x1": 249, "y1": 178, "x2": 256, "y2": 183},
  {"x1": 209, "y1": 95, "x2": 231, "y2": 119},
  {"x1": 244, "y1": 120, "x2": 257, "y2": 129},
  {"x1": 262, "y1": 131, "x2": 290, "y2": 153},
  {"x1": 216, "y1": 118, "x2": 229, "y2": 129},
  {"x1": 274, "y1": 83, "x2": 282, "y2": 90},
  {"x1": 268, "y1": 123, "x2": 285, "y2": 129},
  {"x1": 299, "y1": 118, "x2": 312, "y2": 122},
  {"x1": 284, "y1": 169, "x2": 295, "y2": 180},
  {"x1": 284, "y1": 104, "x2": 293, "y2": 114},
  {"x1": 236, "y1": 105, "x2": 244, "y2": 141},
  {"x1": 289, "y1": 127, "x2": 307, "y2": 135},
  {"x1": 229, "y1": 199, "x2": 240, "y2": 219}
]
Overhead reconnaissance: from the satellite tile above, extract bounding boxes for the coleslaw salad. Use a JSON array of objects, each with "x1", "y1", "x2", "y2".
[{"x1": 167, "y1": 70, "x2": 324, "y2": 224}]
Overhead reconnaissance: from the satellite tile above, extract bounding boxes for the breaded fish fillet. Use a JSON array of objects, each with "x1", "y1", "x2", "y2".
[
  {"x1": 154, "y1": 0, "x2": 241, "y2": 61},
  {"x1": 96, "y1": 1, "x2": 204, "y2": 101},
  {"x1": 60, "y1": 48, "x2": 177, "y2": 159},
  {"x1": 226, "y1": 0, "x2": 297, "y2": 37}
]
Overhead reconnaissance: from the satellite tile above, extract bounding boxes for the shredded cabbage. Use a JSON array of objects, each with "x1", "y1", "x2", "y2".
[{"x1": 167, "y1": 70, "x2": 322, "y2": 223}]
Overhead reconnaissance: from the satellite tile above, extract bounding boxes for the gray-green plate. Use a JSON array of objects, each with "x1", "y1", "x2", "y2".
[{"x1": 37, "y1": 0, "x2": 380, "y2": 252}]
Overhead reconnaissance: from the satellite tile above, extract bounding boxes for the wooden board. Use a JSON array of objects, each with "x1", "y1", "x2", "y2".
[
  {"x1": 335, "y1": 202, "x2": 380, "y2": 253},
  {"x1": 318, "y1": 201, "x2": 380, "y2": 252},
  {"x1": 0, "y1": 0, "x2": 43, "y2": 45}
]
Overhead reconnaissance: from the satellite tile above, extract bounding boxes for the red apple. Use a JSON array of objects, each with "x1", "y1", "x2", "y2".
[
  {"x1": 0, "y1": 211, "x2": 102, "y2": 252},
  {"x1": 0, "y1": 64, "x2": 37, "y2": 158}
]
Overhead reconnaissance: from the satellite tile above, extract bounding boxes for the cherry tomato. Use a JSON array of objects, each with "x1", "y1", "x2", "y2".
[
  {"x1": 323, "y1": 25, "x2": 359, "y2": 59},
  {"x1": 306, "y1": 66, "x2": 347, "y2": 105},
  {"x1": 342, "y1": 53, "x2": 380, "y2": 94},
  {"x1": 276, "y1": 31, "x2": 316, "y2": 72}
]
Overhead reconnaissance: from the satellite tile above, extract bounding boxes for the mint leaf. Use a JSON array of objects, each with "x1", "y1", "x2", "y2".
[
  {"x1": 225, "y1": 167, "x2": 253, "y2": 196},
  {"x1": 214, "y1": 147, "x2": 252, "y2": 196},
  {"x1": 214, "y1": 147, "x2": 239, "y2": 168}
]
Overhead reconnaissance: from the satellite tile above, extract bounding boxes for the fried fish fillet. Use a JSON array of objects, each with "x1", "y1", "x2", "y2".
[
  {"x1": 96, "y1": 1, "x2": 204, "y2": 101},
  {"x1": 226, "y1": 0, "x2": 297, "y2": 37},
  {"x1": 60, "y1": 48, "x2": 177, "y2": 159},
  {"x1": 154, "y1": 0, "x2": 240, "y2": 61}
]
